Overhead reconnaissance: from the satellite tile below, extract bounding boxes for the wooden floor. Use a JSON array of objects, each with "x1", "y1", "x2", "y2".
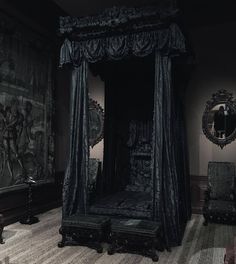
[{"x1": 0, "y1": 207, "x2": 233, "y2": 264}]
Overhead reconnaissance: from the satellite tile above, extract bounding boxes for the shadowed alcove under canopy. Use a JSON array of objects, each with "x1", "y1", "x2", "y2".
[{"x1": 59, "y1": 6, "x2": 191, "y2": 247}]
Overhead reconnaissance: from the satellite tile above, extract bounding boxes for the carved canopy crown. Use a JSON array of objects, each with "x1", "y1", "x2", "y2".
[{"x1": 59, "y1": 6, "x2": 178, "y2": 36}]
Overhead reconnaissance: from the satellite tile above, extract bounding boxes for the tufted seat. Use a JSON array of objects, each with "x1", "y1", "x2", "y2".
[{"x1": 203, "y1": 162, "x2": 236, "y2": 225}]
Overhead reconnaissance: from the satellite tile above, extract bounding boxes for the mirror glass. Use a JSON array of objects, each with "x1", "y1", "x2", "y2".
[{"x1": 207, "y1": 104, "x2": 236, "y2": 139}]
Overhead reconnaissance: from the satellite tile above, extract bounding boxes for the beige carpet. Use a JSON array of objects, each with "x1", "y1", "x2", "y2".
[{"x1": 0, "y1": 208, "x2": 234, "y2": 264}]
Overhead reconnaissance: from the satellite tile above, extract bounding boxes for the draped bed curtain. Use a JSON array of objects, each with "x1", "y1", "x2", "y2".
[
  {"x1": 153, "y1": 53, "x2": 191, "y2": 246},
  {"x1": 59, "y1": 6, "x2": 191, "y2": 247},
  {"x1": 62, "y1": 61, "x2": 89, "y2": 217}
]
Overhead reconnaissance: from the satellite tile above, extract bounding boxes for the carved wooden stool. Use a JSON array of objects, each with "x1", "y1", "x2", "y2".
[
  {"x1": 0, "y1": 214, "x2": 4, "y2": 244},
  {"x1": 108, "y1": 218, "x2": 163, "y2": 262},
  {"x1": 58, "y1": 214, "x2": 110, "y2": 253}
]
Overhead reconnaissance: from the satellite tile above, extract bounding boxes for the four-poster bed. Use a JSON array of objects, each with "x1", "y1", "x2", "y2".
[{"x1": 58, "y1": 5, "x2": 191, "y2": 251}]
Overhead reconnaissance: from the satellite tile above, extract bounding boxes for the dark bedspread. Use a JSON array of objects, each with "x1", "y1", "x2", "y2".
[{"x1": 89, "y1": 191, "x2": 152, "y2": 219}]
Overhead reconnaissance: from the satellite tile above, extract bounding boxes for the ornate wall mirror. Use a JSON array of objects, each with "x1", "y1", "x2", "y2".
[
  {"x1": 202, "y1": 90, "x2": 236, "y2": 148},
  {"x1": 89, "y1": 98, "x2": 104, "y2": 147}
]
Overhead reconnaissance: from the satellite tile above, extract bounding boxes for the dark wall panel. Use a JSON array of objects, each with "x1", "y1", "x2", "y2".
[
  {"x1": 0, "y1": 172, "x2": 63, "y2": 225},
  {"x1": 190, "y1": 175, "x2": 207, "y2": 214},
  {"x1": 0, "y1": 0, "x2": 65, "y2": 226}
]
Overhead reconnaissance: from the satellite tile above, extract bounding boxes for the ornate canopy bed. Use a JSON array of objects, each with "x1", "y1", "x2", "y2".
[{"x1": 59, "y1": 5, "x2": 191, "y2": 248}]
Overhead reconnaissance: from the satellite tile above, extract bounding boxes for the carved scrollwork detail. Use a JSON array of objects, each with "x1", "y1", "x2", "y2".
[
  {"x1": 89, "y1": 98, "x2": 104, "y2": 147},
  {"x1": 59, "y1": 6, "x2": 177, "y2": 34},
  {"x1": 202, "y1": 89, "x2": 236, "y2": 148}
]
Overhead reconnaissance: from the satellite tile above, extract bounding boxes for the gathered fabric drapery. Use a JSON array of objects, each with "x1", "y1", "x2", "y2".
[
  {"x1": 59, "y1": 23, "x2": 185, "y2": 67},
  {"x1": 62, "y1": 61, "x2": 89, "y2": 218},
  {"x1": 59, "y1": 6, "x2": 191, "y2": 247},
  {"x1": 152, "y1": 53, "x2": 190, "y2": 247}
]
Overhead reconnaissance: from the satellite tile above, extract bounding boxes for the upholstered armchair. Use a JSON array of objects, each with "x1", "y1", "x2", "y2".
[{"x1": 203, "y1": 162, "x2": 236, "y2": 226}]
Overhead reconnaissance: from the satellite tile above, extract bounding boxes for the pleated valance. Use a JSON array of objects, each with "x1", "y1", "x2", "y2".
[{"x1": 59, "y1": 6, "x2": 186, "y2": 67}]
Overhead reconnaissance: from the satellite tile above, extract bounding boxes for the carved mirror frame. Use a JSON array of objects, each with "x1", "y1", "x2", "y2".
[
  {"x1": 89, "y1": 98, "x2": 104, "y2": 148},
  {"x1": 202, "y1": 90, "x2": 236, "y2": 148}
]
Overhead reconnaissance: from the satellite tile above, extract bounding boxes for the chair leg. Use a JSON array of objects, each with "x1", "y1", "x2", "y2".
[
  {"x1": 0, "y1": 226, "x2": 4, "y2": 244},
  {"x1": 203, "y1": 217, "x2": 208, "y2": 226},
  {"x1": 0, "y1": 214, "x2": 4, "y2": 244}
]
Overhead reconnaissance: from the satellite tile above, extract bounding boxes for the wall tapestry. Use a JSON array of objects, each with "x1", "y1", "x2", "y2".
[{"x1": 0, "y1": 12, "x2": 54, "y2": 189}]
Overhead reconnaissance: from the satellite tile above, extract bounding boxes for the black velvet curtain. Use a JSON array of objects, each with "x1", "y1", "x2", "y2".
[
  {"x1": 102, "y1": 78, "x2": 117, "y2": 195},
  {"x1": 152, "y1": 52, "x2": 191, "y2": 247},
  {"x1": 173, "y1": 71, "x2": 192, "y2": 238},
  {"x1": 62, "y1": 61, "x2": 89, "y2": 218},
  {"x1": 102, "y1": 59, "x2": 153, "y2": 196}
]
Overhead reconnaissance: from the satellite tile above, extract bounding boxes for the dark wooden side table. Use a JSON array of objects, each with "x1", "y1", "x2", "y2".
[
  {"x1": 108, "y1": 218, "x2": 163, "y2": 262},
  {"x1": 0, "y1": 214, "x2": 4, "y2": 244},
  {"x1": 58, "y1": 214, "x2": 110, "y2": 253}
]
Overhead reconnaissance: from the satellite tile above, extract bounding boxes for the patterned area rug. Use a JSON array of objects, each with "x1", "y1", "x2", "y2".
[{"x1": 0, "y1": 208, "x2": 234, "y2": 264}]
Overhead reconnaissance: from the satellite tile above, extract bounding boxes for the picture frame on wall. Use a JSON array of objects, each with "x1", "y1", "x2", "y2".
[{"x1": 0, "y1": 11, "x2": 55, "y2": 192}]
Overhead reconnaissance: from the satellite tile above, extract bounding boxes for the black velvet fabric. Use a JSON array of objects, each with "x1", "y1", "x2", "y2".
[
  {"x1": 59, "y1": 23, "x2": 185, "y2": 67},
  {"x1": 59, "y1": 6, "x2": 177, "y2": 35},
  {"x1": 89, "y1": 191, "x2": 152, "y2": 219},
  {"x1": 203, "y1": 162, "x2": 236, "y2": 225},
  {"x1": 152, "y1": 52, "x2": 191, "y2": 247},
  {"x1": 102, "y1": 57, "x2": 154, "y2": 196},
  {"x1": 62, "y1": 62, "x2": 89, "y2": 218},
  {"x1": 173, "y1": 91, "x2": 192, "y2": 238}
]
